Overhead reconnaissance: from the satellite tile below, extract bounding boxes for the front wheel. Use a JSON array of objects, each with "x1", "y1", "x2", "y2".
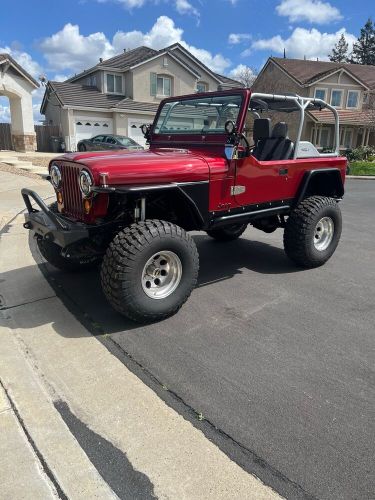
[
  {"x1": 101, "y1": 220, "x2": 199, "y2": 322},
  {"x1": 283, "y1": 196, "x2": 342, "y2": 268},
  {"x1": 206, "y1": 223, "x2": 248, "y2": 242}
]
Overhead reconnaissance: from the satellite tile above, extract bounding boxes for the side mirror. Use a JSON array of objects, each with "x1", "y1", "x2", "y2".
[{"x1": 140, "y1": 124, "x2": 151, "y2": 141}]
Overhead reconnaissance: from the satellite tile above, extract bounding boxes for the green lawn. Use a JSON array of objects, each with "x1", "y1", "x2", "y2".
[{"x1": 349, "y1": 161, "x2": 375, "y2": 176}]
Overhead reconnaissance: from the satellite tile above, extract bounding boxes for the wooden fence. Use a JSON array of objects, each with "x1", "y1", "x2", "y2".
[
  {"x1": 0, "y1": 123, "x2": 12, "y2": 150},
  {"x1": 34, "y1": 124, "x2": 60, "y2": 152},
  {"x1": 0, "y1": 123, "x2": 61, "y2": 152}
]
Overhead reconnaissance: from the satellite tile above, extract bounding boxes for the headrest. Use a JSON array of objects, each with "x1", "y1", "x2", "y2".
[
  {"x1": 272, "y1": 122, "x2": 288, "y2": 139},
  {"x1": 253, "y1": 118, "x2": 271, "y2": 142}
]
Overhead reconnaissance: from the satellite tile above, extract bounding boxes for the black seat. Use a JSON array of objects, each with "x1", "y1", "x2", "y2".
[
  {"x1": 269, "y1": 122, "x2": 294, "y2": 160},
  {"x1": 252, "y1": 120, "x2": 294, "y2": 161},
  {"x1": 252, "y1": 118, "x2": 271, "y2": 160}
]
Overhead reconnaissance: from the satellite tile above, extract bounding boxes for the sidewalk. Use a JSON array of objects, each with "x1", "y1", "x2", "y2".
[{"x1": 0, "y1": 383, "x2": 57, "y2": 499}]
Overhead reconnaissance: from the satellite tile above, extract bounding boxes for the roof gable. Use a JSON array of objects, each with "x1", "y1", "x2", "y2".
[
  {"x1": 0, "y1": 53, "x2": 39, "y2": 88},
  {"x1": 271, "y1": 57, "x2": 375, "y2": 90}
]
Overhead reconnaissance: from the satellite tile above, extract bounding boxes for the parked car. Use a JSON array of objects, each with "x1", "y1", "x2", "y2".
[
  {"x1": 22, "y1": 89, "x2": 346, "y2": 323},
  {"x1": 77, "y1": 134, "x2": 144, "y2": 152}
]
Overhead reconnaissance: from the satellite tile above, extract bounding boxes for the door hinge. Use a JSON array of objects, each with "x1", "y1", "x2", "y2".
[{"x1": 231, "y1": 185, "x2": 246, "y2": 196}]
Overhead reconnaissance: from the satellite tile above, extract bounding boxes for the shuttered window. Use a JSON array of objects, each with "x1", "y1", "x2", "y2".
[{"x1": 150, "y1": 72, "x2": 157, "y2": 96}]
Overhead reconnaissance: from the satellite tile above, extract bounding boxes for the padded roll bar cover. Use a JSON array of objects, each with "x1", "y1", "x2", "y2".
[
  {"x1": 272, "y1": 122, "x2": 288, "y2": 139},
  {"x1": 253, "y1": 118, "x2": 271, "y2": 142}
]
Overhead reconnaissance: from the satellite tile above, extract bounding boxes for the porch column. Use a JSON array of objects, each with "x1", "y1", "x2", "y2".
[{"x1": 9, "y1": 94, "x2": 36, "y2": 152}]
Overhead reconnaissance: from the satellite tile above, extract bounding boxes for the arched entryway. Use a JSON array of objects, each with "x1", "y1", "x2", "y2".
[{"x1": 0, "y1": 53, "x2": 39, "y2": 151}]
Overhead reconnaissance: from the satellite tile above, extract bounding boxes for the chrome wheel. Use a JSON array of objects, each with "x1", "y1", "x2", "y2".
[
  {"x1": 314, "y1": 216, "x2": 334, "y2": 251},
  {"x1": 142, "y1": 251, "x2": 182, "y2": 299}
]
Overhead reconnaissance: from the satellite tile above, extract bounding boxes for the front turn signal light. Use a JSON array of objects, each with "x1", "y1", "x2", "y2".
[
  {"x1": 83, "y1": 198, "x2": 92, "y2": 214},
  {"x1": 57, "y1": 191, "x2": 63, "y2": 204}
]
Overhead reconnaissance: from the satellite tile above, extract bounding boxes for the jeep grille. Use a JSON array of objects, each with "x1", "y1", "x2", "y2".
[{"x1": 60, "y1": 163, "x2": 84, "y2": 219}]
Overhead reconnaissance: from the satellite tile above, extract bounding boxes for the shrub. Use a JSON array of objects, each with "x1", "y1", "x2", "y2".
[{"x1": 344, "y1": 146, "x2": 375, "y2": 162}]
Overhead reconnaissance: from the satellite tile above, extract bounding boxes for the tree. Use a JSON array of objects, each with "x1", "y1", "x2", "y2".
[
  {"x1": 351, "y1": 18, "x2": 375, "y2": 65},
  {"x1": 230, "y1": 65, "x2": 258, "y2": 87},
  {"x1": 328, "y1": 34, "x2": 349, "y2": 62}
]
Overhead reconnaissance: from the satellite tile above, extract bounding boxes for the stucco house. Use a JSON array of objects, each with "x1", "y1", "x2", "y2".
[
  {"x1": 252, "y1": 57, "x2": 375, "y2": 151},
  {"x1": 41, "y1": 43, "x2": 242, "y2": 151},
  {"x1": 0, "y1": 53, "x2": 39, "y2": 151}
]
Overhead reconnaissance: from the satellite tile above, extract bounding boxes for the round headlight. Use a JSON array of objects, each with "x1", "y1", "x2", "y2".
[
  {"x1": 50, "y1": 164, "x2": 62, "y2": 189},
  {"x1": 79, "y1": 170, "x2": 93, "y2": 196}
]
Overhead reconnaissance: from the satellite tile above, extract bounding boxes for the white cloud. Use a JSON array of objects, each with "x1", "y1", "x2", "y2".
[
  {"x1": 39, "y1": 23, "x2": 115, "y2": 73},
  {"x1": 175, "y1": 0, "x2": 200, "y2": 19},
  {"x1": 228, "y1": 33, "x2": 251, "y2": 45},
  {"x1": 0, "y1": 97, "x2": 11, "y2": 122},
  {"x1": 251, "y1": 27, "x2": 356, "y2": 61},
  {"x1": 276, "y1": 0, "x2": 342, "y2": 24},
  {"x1": 40, "y1": 17, "x2": 230, "y2": 74},
  {"x1": 112, "y1": 16, "x2": 183, "y2": 52},
  {"x1": 98, "y1": 0, "x2": 146, "y2": 7}
]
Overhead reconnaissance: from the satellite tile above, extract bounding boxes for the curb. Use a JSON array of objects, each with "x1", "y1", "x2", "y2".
[{"x1": 346, "y1": 175, "x2": 375, "y2": 180}]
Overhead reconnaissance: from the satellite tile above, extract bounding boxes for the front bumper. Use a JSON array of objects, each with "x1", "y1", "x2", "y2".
[{"x1": 22, "y1": 188, "x2": 89, "y2": 248}]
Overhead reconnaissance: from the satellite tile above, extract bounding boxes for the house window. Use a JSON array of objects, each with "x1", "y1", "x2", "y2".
[
  {"x1": 342, "y1": 129, "x2": 353, "y2": 148},
  {"x1": 197, "y1": 82, "x2": 208, "y2": 93},
  {"x1": 314, "y1": 88, "x2": 326, "y2": 101},
  {"x1": 150, "y1": 73, "x2": 172, "y2": 96},
  {"x1": 331, "y1": 90, "x2": 343, "y2": 108},
  {"x1": 157, "y1": 76, "x2": 171, "y2": 96},
  {"x1": 347, "y1": 90, "x2": 359, "y2": 109},
  {"x1": 106, "y1": 73, "x2": 123, "y2": 94}
]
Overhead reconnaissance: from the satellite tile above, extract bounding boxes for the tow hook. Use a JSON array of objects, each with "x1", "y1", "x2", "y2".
[
  {"x1": 23, "y1": 221, "x2": 32, "y2": 229},
  {"x1": 44, "y1": 232, "x2": 53, "y2": 241}
]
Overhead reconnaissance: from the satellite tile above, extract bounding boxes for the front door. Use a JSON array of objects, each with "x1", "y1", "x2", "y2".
[{"x1": 233, "y1": 154, "x2": 293, "y2": 207}]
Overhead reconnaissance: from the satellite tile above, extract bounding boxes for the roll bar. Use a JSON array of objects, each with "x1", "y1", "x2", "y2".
[{"x1": 249, "y1": 92, "x2": 340, "y2": 159}]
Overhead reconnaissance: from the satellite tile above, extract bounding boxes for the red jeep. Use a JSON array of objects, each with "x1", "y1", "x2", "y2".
[{"x1": 22, "y1": 89, "x2": 346, "y2": 322}]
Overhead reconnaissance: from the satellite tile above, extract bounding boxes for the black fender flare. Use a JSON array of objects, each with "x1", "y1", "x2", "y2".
[{"x1": 294, "y1": 168, "x2": 344, "y2": 207}]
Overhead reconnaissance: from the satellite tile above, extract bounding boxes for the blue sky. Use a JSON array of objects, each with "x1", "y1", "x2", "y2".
[{"x1": 0, "y1": 0, "x2": 373, "y2": 121}]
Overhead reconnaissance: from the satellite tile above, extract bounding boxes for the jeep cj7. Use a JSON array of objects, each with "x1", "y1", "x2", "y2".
[{"x1": 22, "y1": 89, "x2": 346, "y2": 322}]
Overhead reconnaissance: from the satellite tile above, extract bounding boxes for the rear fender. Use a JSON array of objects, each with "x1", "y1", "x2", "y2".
[{"x1": 295, "y1": 168, "x2": 344, "y2": 207}]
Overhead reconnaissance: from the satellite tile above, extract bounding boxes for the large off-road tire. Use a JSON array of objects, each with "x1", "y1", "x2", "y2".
[
  {"x1": 101, "y1": 220, "x2": 199, "y2": 322},
  {"x1": 284, "y1": 196, "x2": 342, "y2": 268},
  {"x1": 37, "y1": 238, "x2": 99, "y2": 271},
  {"x1": 206, "y1": 223, "x2": 248, "y2": 242}
]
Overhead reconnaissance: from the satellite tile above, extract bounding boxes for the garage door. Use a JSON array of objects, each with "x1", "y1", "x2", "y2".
[
  {"x1": 128, "y1": 119, "x2": 152, "y2": 148},
  {"x1": 75, "y1": 117, "x2": 113, "y2": 149}
]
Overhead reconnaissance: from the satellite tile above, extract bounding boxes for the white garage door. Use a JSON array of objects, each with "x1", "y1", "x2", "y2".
[
  {"x1": 128, "y1": 119, "x2": 152, "y2": 147},
  {"x1": 75, "y1": 117, "x2": 113, "y2": 149}
]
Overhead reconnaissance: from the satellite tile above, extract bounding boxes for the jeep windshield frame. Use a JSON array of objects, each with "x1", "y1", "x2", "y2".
[{"x1": 150, "y1": 89, "x2": 249, "y2": 146}]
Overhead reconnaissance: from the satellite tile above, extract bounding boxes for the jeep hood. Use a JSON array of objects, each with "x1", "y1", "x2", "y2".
[{"x1": 55, "y1": 148, "x2": 219, "y2": 185}]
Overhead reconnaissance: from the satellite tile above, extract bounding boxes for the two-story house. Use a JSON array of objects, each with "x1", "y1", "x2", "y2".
[
  {"x1": 41, "y1": 43, "x2": 242, "y2": 151},
  {"x1": 252, "y1": 57, "x2": 375, "y2": 151}
]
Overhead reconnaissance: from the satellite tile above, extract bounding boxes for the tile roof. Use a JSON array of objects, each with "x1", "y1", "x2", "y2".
[
  {"x1": 0, "y1": 53, "x2": 39, "y2": 87},
  {"x1": 272, "y1": 57, "x2": 375, "y2": 90},
  {"x1": 42, "y1": 81, "x2": 159, "y2": 114},
  {"x1": 308, "y1": 108, "x2": 374, "y2": 126},
  {"x1": 47, "y1": 81, "x2": 123, "y2": 108}
]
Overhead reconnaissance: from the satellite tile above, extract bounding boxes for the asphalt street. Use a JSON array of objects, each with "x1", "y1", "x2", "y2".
[{"x1": 36, "y1": 180, "x2": 375, "y2": 500}]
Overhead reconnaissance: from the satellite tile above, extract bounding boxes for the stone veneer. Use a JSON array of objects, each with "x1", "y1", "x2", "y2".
[{"x1": 12, "y1": 134, "x2": 37, "y2": 152}]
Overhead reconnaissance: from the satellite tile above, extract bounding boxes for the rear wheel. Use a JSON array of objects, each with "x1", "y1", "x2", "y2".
[
  {"x1": 101, "y1": 220, "x2": 199, "y2": 322},
  {"x1": 283, "y1": 196, "x2": 342, "y2": 268},
  {"x1": 206, "y1": 223, "x2": 247, "y2": 242},
  {"x1": 78, "y1": 143, "x2": 86, "y2": 152}
]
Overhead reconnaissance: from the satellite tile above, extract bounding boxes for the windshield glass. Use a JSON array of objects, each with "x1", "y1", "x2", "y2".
[
  {"x1": 116, "y1": 136, "x2": 137, "y2": 146},
  {"x1": 153, "y1": 94, "x2": 243, "y2": 135}
]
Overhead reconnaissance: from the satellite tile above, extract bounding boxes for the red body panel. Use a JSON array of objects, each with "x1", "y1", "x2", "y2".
[{"x1": 57, "y1": 149, "x2": 210, "y2": 185}]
